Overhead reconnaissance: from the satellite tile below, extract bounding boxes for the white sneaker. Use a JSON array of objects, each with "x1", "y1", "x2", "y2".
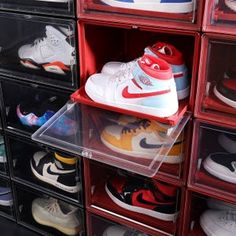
[
  {"x1": 32, "y1": 197, "x2": 81, "y2": 236},
  {"x1": 103, "y1": 225, "x2": 147, "y2": 236},
  {"x1": 100, "y1": 0, "x2": 194, "y2": 13},
  {"x1": 85, "y1": 55, "x2": 178, "y2": 118},
  {"x1": 18, "y1": 25, "x2": 75, "y2": 75},
  {"x1": 200, "y1": 210, "x2": 236, "y2": 236}
]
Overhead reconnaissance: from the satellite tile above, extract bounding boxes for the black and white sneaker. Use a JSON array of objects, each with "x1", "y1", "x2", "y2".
[
  {"x1": 30, "y1": 151, "x2": 79, "y2": 193},
  {"x1": 203, "y1": 153, "x2": 236, "y2": 183}
]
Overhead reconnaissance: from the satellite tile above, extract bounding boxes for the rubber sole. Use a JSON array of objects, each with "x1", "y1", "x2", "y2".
[
  {"x1": 203, "y1": 155, "x2": 236, "y2": 184},
  {"x1": 100, "y1": 0, "x2": 194, "y2": 13},
  {"x1": 0, "y1": 198, "x2": 13, "y2": 207},
  {"x1": 213, "y1": 86, "x2": 236, "y2": 108},
  {"x1": 177, "y1": 86, "x2": 190, "y2": 100}
]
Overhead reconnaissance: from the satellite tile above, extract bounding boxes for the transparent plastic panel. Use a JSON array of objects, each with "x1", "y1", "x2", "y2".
[
  {"x1": 7, "y1": 135, "x2": 82, "y2": 205},
  {"x1": 32, "y1": 101, "x2": 190, "y2": 177},
  {"x1": 14, "y1": 183, "x2": 85, "y2": 236},
  {"x1": 81, "y1": 0, "x2": 199, "y2": 25},
  {"x1": 1, "y1": 79, "x2": 69, "y2": 135},
  {"x1": 0, "y1": 133, "x2": 8, "y2": 174},
  {"x1": 211, "y1": 0, "x2": 236, "y2": 26},
  {"x1": 194, "y1": 122, "x2": 236, "y2": 196},
  {"x1": 0, "y1": 178, "x2": 14, "y2": 218},
  {"x1": 0, "y1": 0, "x2": 75, "y2": 17},
  {"x1": 0, "y1": 12, "x2": 77, "y2": 89},
  {"x1": 88, "y1": 213, "x2": 150, "y2": 236},
  {"x1": 187, "y1": 192, "x2": 236, "y2": 236},
  {"x1": 201, "y1": 38, "x2": 236, "y2": 119},
  {"x1": 89, "y1": 162, "x2": 181, "y2": 235}
]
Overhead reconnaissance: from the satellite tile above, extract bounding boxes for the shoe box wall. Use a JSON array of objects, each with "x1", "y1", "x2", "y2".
[
  {"x1": 194, "y1": 33, "x2": 236, "y2": 127},
  {"x1": 203, "y1": 0, "x2": 236, "y2": 35},
  {"x1": 0, "y1": 0, "x2": 75, "y2": 17},
  {"x1": 0, "y1": 11, "x2": 78, "y2": 90},
  {"x1": 78, "y1": 0, "x2": 205, "y2": 31},
  {"x1": 0, "y1": 1, "x2": 88, "y2": 235}
]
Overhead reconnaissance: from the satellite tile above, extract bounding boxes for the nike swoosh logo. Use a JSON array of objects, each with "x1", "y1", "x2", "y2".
[
  {"x1": 139, "y1": 138, "x2": 162, "y2": 149},
  {"x1": 46, "y1": 165, "x2": 75, "y2": 176},
  {"x1": 122, "y1": 86, "x2": 171, "y2": 99}
]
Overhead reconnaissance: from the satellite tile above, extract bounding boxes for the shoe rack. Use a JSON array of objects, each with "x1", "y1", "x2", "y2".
[
  {"x1": 0, "y1": 1, "x2": 85, "y2": 236},
  {"x1": 186, "y1": 0, "x2": 236, "y2": 235}
]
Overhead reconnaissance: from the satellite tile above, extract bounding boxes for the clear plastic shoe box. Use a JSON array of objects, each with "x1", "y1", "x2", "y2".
[
  {"x1": 0, "y1": 12, "x2": 77, "y2": 89},
  {"x1": 0, "y1": 0, "x2": 75, "y2": 18}
]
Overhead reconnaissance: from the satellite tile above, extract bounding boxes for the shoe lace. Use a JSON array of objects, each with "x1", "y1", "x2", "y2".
[
  {"x1": 45, "y1": 200, "x2": 60, "y2": 215},
  {"x1": 119, "y1": 60, "x2": 136, "y2": 71},
  {"x1": 220, "y1": 211, "x2": 236, "y2": 229},
  {"x1": 122, "y1": 119, "x2": 150, "y2": 134},
  {"x1": 32, "y1": 37, "x2": 46, "y2": 47}
]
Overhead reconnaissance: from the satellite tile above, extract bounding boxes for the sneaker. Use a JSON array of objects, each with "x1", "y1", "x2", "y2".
[
  {"x1": 103, "y1": 225, "x2": 147, "y2": 236},
  {"x1": 35, "y1": 0, "x2": 69, "y2": 2},
  {"x1": 200, "y1": 210, "x2": 236, "y2": 236},
  {"x1": 85, "y1": 55, "x2": 178, "y2": 118},
  {"x1": 16, "y1": 96, "x2": 64, "y2": 127},
  {"x1": 0, "y1": 187, "x2": 13, "y2": 206},
  {"x1": 102, "y1": 42, "x2": 189, "y2": 100},
  {"x1": 30, "y1": 151, "x2": 79, "y2": 193},
  {"x1": 207, "y1": 198, "x2": 236, "y2": 212},
  {"x1": 225, "y1": 0, "x2": 236, "y2": 12},
  {"x1": 218, "y1": 133, "x2": 236, "y2": 153},
  {"x1": 100, "y1": 0, "x2": 194, "y2": 13},
  {"x1": 32, "y1": 197, "x2": 81, "y2": 236},
  {"x1": 18, "y1": 25, "x2": 75, "y2": 75},
  {"x1": 213, "y1": 78, "x2": 236, "y2": 108},
  {"x1": 203, "y1": 153, "x2": 236, "y2": 183},
  {"x1": 101, "y1": 118, "x2": 183, "y2": 163},
  {"x1": 105, "y1": 175, "x2": 178, "y2": 221}
]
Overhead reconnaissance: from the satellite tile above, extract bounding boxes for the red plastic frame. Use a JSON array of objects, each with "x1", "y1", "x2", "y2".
[
  {"x1": 188, "y1": 118, "x2": 236, "y2": 204},
  {"x1": 77, "y1": 20, "x2": 201, "y2": 124},
  {"x1": 83, "y1": 159, "x2": 186, "y2": 236},
  {"x1": 203, "y1": 0, "x2": 236, "y2": 35},
  {"x1": 77, "y1": 0, "x2": 205, "y2": 31},
  {"x1": 194, "y1": 33, "x2": 236, "y2": 127}
]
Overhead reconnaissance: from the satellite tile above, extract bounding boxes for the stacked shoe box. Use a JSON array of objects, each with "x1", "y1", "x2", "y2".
[
  {"x1": 185, "y1": 0, "x2": 236, "y2": 235},
  {"x1": 0, "y1": 1, "x2": 85, "y2": 235},
  {"x1": 31, "y1": 1, "x2": 204, "y2": 235}
]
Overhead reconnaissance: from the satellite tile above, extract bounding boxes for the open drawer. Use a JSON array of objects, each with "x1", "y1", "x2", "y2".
[{"x1": 32, "y1": 100, "x2": 190, "y2": 177}]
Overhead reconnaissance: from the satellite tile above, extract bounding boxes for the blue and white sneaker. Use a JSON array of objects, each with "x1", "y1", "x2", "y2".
[
  {"x1": 100, "y1": 0, "x2": 194, "y2": 13},
  {"x1": 0, "y1": 187, "x2": 13, "y2": 206},
  {"x1": 101, "y1": 42, "x2": 189, "y2": 100},
  {"x1": 86, "y1": 54, "x2": 178, "y2": 118}
]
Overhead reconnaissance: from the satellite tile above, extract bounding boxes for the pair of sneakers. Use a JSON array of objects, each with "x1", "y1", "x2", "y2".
[
  {"x1": 200, "y1": 198, "x2": 236, "y2": 236},
  {"x1": 85, "y1": 42, "x2": 189, "y2": 118}
]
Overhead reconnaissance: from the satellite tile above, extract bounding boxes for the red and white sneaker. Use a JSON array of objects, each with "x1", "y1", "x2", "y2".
[
  {"x1": 105, "y1": 174, "x2": 179, "y2": 221},
  {"x1": 85, "y1": 55, "x2": 178, "y2": 118},
  {"x1": 101, "y1": 42, "x2": 189, "y2": 100},
  {"x1": 18, "y1": 25, "x2": 75, "y2": 75}
]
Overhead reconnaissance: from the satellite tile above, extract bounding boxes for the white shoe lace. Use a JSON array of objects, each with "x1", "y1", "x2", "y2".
[
  {"x1": 119, "y1": 60, "x2": 136, "y2": 71},
  {"x1": 45, "y1": 199, "x2": 61, "y2": 215}
]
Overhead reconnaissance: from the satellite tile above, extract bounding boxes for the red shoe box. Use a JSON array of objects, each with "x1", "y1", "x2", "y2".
[
  {"x1": 195, "y1": 33, "x2": 236, "y2": 127},
  {"x1": 78, "y1": 0, "x2": 205, "y2": 31},
  {"x1": 83, "y1": 159, "x2": 184, "y2": 236},
  {"x1": 203, "y1": 0, "x2": 236, "y2": 35},
  {"x1": 188, "y1": 119, "x2": 236, "y2": 202},
  {"x1": 77, "y1": 21, "x2": 201, "y2": 123}
]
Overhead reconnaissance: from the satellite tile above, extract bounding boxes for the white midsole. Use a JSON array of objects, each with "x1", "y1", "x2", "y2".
[
  {"x1": 100, "y1": 0, "x2": 194, "y2": 13},
  {"x1": 177, "y1": 86, "x2": 190, "y2": 100},
  {"x1": 203, "y1": 155, "x2": 236, "y2": 184},
  {"x1": 85, "y1": 86, "x2": 178, "y2": 118},
  {"x1": 105, "y1": 184, "x2": 178, "y2": 221},
  {"x1": 213, "y1": 86, "x2": 236, "y2": 108},
  {"x1": 30, "y1": 160, "x2": 79, "y2": 193}
]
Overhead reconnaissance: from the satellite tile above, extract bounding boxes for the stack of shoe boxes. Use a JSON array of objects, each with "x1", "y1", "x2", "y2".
[
  {"x1": 0, "y1": 1, "x2": 85, "y2": 236},
  {"x1": 184, "y1": 0, "x2": 236, "y2": 235},
  {"x1": 31, "y1": 1, "x2": 203, "y2": 235}
]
